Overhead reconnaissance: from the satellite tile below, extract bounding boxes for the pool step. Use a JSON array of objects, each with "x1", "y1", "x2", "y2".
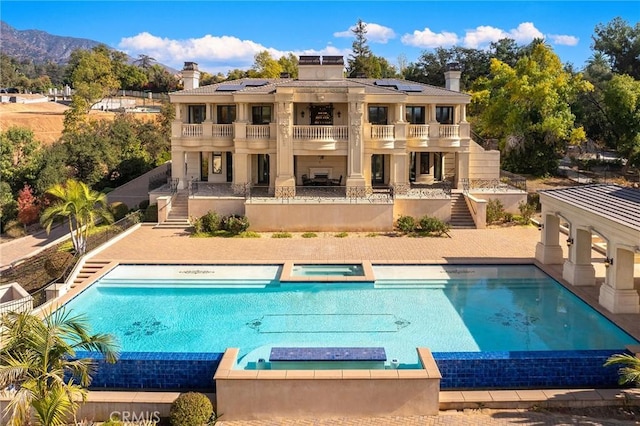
[{"x1": 71, "y1": 260, "x2": 117, "y2": 289}]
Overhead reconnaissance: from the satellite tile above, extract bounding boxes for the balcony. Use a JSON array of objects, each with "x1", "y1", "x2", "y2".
[
  {"x1": 367, "y1": 125, "x2": 395, "y2": 149},
  {"x1": 294, "y1": 125, "x2": 348, "y2": 150},
  {"x1": 211, "y1": 124, "x2": 234, "y2": 148},
  {"x1": 182, "y1": 124, "x2": 203, "y2": 137},
  {"x1": 407, "y1": 124, "x2": 430, "y2": 148},
  {"x1": 246, "y1": 124, "x2": 272, "y2": 149},
  {"x1": 438, "y1": 124, "x2": 459, "y2": 139}
]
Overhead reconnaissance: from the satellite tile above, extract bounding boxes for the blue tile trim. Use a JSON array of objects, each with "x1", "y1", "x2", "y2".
[
  {"x1": 270, "y1": 347, "x2": 386, "y2": 361},
  {"x1": 433, "y1": 349, "x2": 628, "y2": 389},
  {"x1": 74, "y1": 349, "x2": 628, "y2": 390},
  {"x1": 75, "y1": 351, "x2": 224, "y2": 391}
]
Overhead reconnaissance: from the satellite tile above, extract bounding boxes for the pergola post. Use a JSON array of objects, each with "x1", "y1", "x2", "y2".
[
  {"x1": 599, "y1": 246, "x2": 639, "y2": 313},
  {"x1": 562, "y1": 228, "x2": 596, "y2": 286},
  {"x1": 535, "y1": 211, "x2": 563, "y2": 265}
]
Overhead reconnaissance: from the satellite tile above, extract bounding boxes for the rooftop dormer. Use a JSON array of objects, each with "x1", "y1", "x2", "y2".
[{"x1": 298, "y1": 55, "x2": 345, "y2": 81}]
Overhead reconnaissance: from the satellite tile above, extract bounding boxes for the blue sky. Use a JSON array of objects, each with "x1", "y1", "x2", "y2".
[{"x1": 2, "y1": 1, "x2": 638, "y2": 74}]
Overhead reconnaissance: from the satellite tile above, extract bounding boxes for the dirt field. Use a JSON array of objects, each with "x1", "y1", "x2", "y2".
[{"x1": 0, "y1": 97, "x2": 158, "y2": 144}]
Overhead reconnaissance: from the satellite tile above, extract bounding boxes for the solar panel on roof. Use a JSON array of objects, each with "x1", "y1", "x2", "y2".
[
  {"x1": 243, "y1": 80, "x2": 268, "y2": 87},
  {"x1": 396, "y1": 84, "x2": 423, "y2": 92},
  {"x1": 374, "y1": 79, "x2": 397, "y2": 87},
  {"x1": 216, "y1": 85, "x2": 244, "y2": 92}
]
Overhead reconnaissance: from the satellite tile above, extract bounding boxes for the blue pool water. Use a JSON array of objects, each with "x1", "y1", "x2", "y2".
[{"x1": 64, "y1": 264, "x2": 638, "y2": 368}]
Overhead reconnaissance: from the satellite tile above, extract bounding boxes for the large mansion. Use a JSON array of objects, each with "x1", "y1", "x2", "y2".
[{"x1": 160, "y1": 56, "x2": 525, "y2": 231}]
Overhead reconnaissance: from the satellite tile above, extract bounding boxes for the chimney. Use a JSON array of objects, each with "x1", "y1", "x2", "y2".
[
  {"x1": 444, "y1": 62, "x2": 461, "y2": 92},
  {"x1": 182, "y1": 62, "x2": 200, "y2": 90}
]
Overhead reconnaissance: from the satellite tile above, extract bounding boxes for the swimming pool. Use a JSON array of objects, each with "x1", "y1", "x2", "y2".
[{"x1": 65, "y1": 263, "x2": 637, "y2": 372}]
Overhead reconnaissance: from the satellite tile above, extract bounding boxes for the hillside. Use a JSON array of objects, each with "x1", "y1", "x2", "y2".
[
  {"x1": 0, "y1": 99, "x2": 158, "y2": 144},
  {"x1": 0, "y1": 21, "x2": 103, "y2": 64}
]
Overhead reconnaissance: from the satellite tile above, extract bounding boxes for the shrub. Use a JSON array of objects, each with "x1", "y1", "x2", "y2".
[
  {"x1": 366, "y1": 232, "x2": 378, "y2": 237},
  {"x1": 109, "y1": 202, "x2": 129, "y2": 221},
  {"x1": 200, "y1": 211, "x2": 221, "y2": 233},
  {"x1": 518, "y1": 201, "x2": 537, "y2": 225},
  {"x1": 236, "y1": 230, "x2": 260, "y2": 238},
  {"x1": 395, "y1": 215, "x2": 416, "y2": 233},
  {"x1": 271, "y1": 232, "x2": 292, "y2": 238},
  {"x1": 4, "y1": 219, "x2": 25, "y2": 238},
  {"x1": 301, "y1": 232, "x2": 317, "y2": 238},
  {"x1": 169, "y1": 392, "x2": 214, "y2": 426},
  {"x1": 138, "y1": 199, "x2": 150, "y2": 210},
  {"x1": 44, "y1": 251, "x2": 74, "y2": 278},
  {"x1": 144, "y1": 204, "x2": 158, "y2": 222},
  {"x1": 221, "y1": 214, "x2": 250, "y2": 235},
  {"x1": 418, "y1": 215, "x2": 450, "y2": 236},
  {"x1": 486, "y1": 199, "x2": 505, "y2": 224},
  {"x1": 334, "y1": 232, "x2": 348, "y2": 238}
]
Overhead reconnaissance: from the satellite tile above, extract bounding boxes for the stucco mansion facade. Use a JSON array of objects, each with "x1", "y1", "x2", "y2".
[{"x1": 160, "y1": 56, "x2": 525, "y2": 231}]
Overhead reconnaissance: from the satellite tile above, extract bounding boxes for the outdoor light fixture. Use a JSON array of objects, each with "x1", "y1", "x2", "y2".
[
  {"x1": 604, "y1": 257, "x2": 614, "y2": 267},
  {"x1": 538, "y1": 223, "x2": 544, "y2": 231},
  {"x1": 566, "y1": 237, "x2": 574, "y2": 247},
  {"x1": 337, "y1": 111, "x2": 341, "y2": 118},
  {"x1": 301, "y1": 111, "x2": 305, "y2": 118}
]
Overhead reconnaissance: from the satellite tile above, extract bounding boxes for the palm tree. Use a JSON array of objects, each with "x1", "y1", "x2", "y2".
[
  {"x1": 40, "y1": 179, "x2": 114, "y2": 255},
  {"x1": 604, "y1": 353, "x2": 640, "y2": 386},
  {"x1": 0, "y1": 308, "x2": 119, "y2": 426}
]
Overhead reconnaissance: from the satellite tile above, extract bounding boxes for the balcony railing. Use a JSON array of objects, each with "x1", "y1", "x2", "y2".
[
  {"x1": 293, "y1": 125, "x2": 348, "y2": 140},
  {"x1": 247, "y1": 125, "x2": 270, "y2": 139},
  {"x1": 408, "y1": 124, "x2": 429, "y2": 139},
  {"x1": 371, "y1": 125, "x2": 395, "y2": 140},
  {"x1": 182, "y1": 124, "x2": 203, "y2": 137},
  {"x1": 438, "y1": 124, "x2": 459, "y2": 138},
  {"x1": 212, "y1": 124, "x2": 234, "y2": 138}
]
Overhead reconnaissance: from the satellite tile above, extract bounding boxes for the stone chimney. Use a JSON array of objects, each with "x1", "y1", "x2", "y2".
[
  {"x1": 298, "y1": 56, "x2": 344, "y2": 81},
  {"x1": 444, "y1": 62, "x2": 461, "y2": 92},
  {"x1": 182, "y1": 62, "x2": 200, "y2": 90}
]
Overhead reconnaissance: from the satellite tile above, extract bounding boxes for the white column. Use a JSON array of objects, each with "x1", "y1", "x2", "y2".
[
  {"x1": 599, "y1": 246, "x2": 639, "y2": 313},
  {"x1": 346, "y1": 90, "x2": 366, "y2": 189},
  {"x1": 535, "y1": 211, "x2": 564, "y2": 264},
  {"x1": 562, "y1": 228, "x2": 596, "y2": 286},
  {"x1": 171, "y1": 150, "x2": 185, "y2": 189}
]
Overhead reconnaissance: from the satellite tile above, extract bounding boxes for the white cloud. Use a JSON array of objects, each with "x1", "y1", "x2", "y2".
[
  {"x1": 118, "y1": 32, "x2": 288, "y2": 72},
  {"x1": 463, "y1": 26, "x2": 508, "y2": 49},
  {"x1": 401, "y1": 28, "x2": 459, "y2": 48},
  {"x1": 508, "y1": 22, "x2": 544, "y2": 43},
  {"x1": 549, "y1": 34, "x2": 579, "y2": 46},
  {"x1": 333, "y1": 22, "x2": 396, "y2": 43}
]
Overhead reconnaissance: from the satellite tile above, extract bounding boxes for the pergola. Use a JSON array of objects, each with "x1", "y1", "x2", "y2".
[{"x1": 535, "y1": 184, "x2": 640, "y2": 313}]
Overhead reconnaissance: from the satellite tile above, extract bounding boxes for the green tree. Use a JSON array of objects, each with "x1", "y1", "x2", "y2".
[
  {"x1": 347, "y1": 19, "x2": 375, "y2": 78},
  {"x1": 249, "y1": 51, "x2": 283, "y2": 78},
  {"x1": 471, "y1": 43, "x2": 592, "y2": 175},
  {"x1": 278, "y1": 53, "x2": 299, "y2": 78},
  {"x1": 134, "y1": 54, "x2": 156, "y2": 69},
  {"x1": 34, "y1": 142, "x2": 69, "y2": 195},
  {"x1": 40, "y1": 179, "x2": 114, "y2": 254},
  {"x1": 0, "y1": 308, "x2": 118, "y2": 426},
  {"x1": 0, "y1": 181, "x2": 17, "y2": 227},
  {"x1": 604, "y1": 353, "x2": 640, "y2": 387},
  {"x1": 592, "y1": 17, "x2": 640, "y2": 79},
  {"x1": 68, "y1": 46, "x2": 120, "y2": 111},
  {"x1": 602, "y1": 74, "x2": 640, "y2": 168},
  {"x1": 0, "y1": 126, "x2": 42, "y2": 193}
]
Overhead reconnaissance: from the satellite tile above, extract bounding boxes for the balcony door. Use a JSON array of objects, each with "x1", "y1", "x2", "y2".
[
  {"x1": 371, "y1": 154, "x2": 385, "y2": 186},
  {"x1": 257, "y1": 154, "x2": 270, "y2": 185}
]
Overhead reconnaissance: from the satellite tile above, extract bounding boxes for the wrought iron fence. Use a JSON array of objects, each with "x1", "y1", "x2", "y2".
[
  {"x1": 461, "y1": 173, "x2": 527, "y2": 194},
  {"x1": 246, "y1": 185, "x2": 394, "y2": 204},
  {"x1": 189, "y1": 181, "x2": 251, "y2": 197},
  {"x1": 394, "y1": 182, "x2": 452, "y2": 199},
  {"x1": 0, "y1": 211, "x2": 144, "y2": 310}
]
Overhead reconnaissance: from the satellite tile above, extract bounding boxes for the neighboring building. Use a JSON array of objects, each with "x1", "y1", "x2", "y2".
[{"x1": 161, "y1": 56, "x2": 523, "y2": 231}]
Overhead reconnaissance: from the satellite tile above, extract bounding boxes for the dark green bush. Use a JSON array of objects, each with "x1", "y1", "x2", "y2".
[
  {"x1": 109, "y1": 202, "x2": 130, "y2": 221},
  {"x1": 201, "y1": 211, "x2": 221, "y2": 233},
  {"x1": 138, "y1": 199, "x2": 150, "y2": 210},
  {"x1": 395, "y1": 215, "x2": 416, "y2": 233},
  {"x1": 169, "y1": 392, "x2": 214, "y2": 426},
  {"x1": 418, "y1": 215, "x2": 450, "y2": 236},
  {"x1": 144, "y1": 204, "x2": 158, "y2": 222},
  {"x1": 486, "y1": 199, "x2": 505, "y2": 224},
  {"x1": 221, "y1": 214, "x2": 250, "y2": 235}
]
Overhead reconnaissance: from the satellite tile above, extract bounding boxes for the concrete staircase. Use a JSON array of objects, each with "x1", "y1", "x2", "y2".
[
  {"x1": 71, "y1": 260, "x2": 116, "y2": 290},
  {"x1": 155, "y1": 191, "x2": 191, "y2": 229},
  {"x1": 450, "y1": 192, "x2": 476, "y2": 229}
]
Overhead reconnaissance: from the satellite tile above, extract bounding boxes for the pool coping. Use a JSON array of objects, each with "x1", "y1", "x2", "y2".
[{"x1": 280, "y1": 260, "x2": 375, "y2": 282}]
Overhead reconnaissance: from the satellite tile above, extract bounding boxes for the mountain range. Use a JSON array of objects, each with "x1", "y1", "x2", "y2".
[
  {"x1": 1, "y1": 21, "x2": 104, "y2": 63},
  {"x1": 0, "y1": 21, "x2": 177, "y2": 72}
]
